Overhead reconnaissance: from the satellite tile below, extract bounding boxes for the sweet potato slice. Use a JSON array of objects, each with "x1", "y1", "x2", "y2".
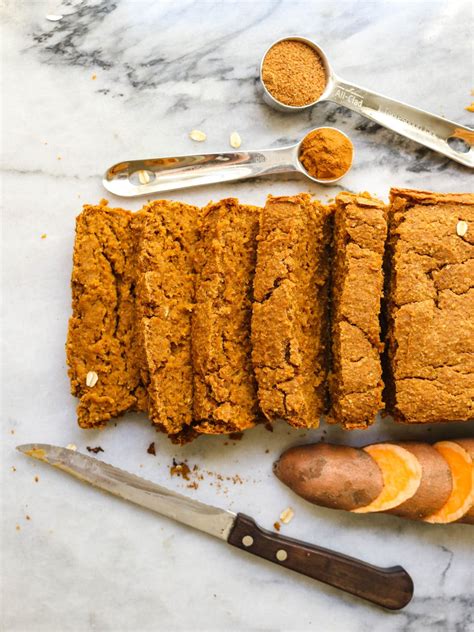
[
  {"x1": 424, "y1": 441, "x2": 474, "y2": 524},
  {"x1": 389, "y1": 443, "x2": 452, "y2": 520},
  {"x1": 454, "y1": 439, "x2": 474, "y2": 524},
  {"x1": 274, "y1": 443, "x2": 383, "y2": 511},
  {"x1": 352, "y1": 444, "x2": 422, "y2": 513}
]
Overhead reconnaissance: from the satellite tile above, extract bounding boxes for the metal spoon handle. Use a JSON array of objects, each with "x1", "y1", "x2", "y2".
[
  {"x1": 103, "y1": 146, "x2": 297, "y2": 197},
  {"x1": 328, "y1": 77, "x2": 474, "y2": 168}
]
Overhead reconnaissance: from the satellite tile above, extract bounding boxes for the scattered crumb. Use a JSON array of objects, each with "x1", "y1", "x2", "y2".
[
  {"x1": 170, "y1": 459, "x2": 191, "y2": 481},
  {"x1": 273, "y1": 521, "x2": 281, "y2": 532},
  {"x1": 41, "y1": 233, "x2": 47, "y2": 240},
  {"x1": 26, "y1": 515, "x2": 31, "y2": 521},
  {"x1": 92, "y1": 74, "x2": 97, "y2": 81},
  {"x1": 86, "y1": 446, "x2": 104, "y2": 454},
  {"x1": 230, "y1": 131, "x2": 242, "y2": 148},
  {"x1": 229, "y1": 432, "x2": 244, "y2": 441},
  {"x1": 99, "y1": 198, "x2": 109, "y2": 206},
  {"x1": 264, "y1": 423, "x2": 274, "y2": 432},
  {"x1": 16, "y1": 525, "x2": 20, "y2": 531},
  {"x1": 66, "y1": 443, "x2": 77, "y2": 451},
  {"x1": 187, "y1": 481, "x2": 199, "y2": 490},
  {"x1": 57, "y1": 156, "x2": 61, "y2": 160},
  {"x1": 147, "y1": 442, "x2": 156, "y2": 456},
  {"x1": 34, "y1": 476, "x2": 39, "y2": 483},
  {"x1": 465, "y1": 103, "x2": 474, "y2": 113},
  {"x1": 11, "y1": 466, "x2": 16, "y2": 472},
  {"x1": 10, "y1": 429, "x2": 15, "y2": 435},
  {"x1": 189, "y1": 129, "x2": 207, "y2": 142},
  {"x1": 280, "y1": 507, "x2": 295, "y2": 524},
  {"x1": 139, "y1": 464, "x2": 143, "y2": 468},
  {"x1": 265, "y1": 449, "x2": 269, "y2": 454}
]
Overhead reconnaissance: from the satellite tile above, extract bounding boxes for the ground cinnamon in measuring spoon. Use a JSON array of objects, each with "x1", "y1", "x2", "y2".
[
  {"x1": 299, "y1": 128, "x2": 353, "y2": 181},
  {"x1": 262, "y1": 39, "x2": 327, "y2": 106}
]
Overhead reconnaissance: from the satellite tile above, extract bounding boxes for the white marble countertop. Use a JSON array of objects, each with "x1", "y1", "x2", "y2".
[{"x1": 2, "y1": 1, "x2": 473, "y2": 631}]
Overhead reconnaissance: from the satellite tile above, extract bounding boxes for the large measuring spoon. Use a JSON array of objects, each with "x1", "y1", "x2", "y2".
[
  {"x1": 260, "y1": 37, "x2": 473, "y2": 168},
  {"x1": 103, "y1": 126, "x2": 353, "y2": 197}
]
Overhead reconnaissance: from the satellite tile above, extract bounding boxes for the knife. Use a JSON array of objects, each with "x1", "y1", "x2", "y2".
[{"x1": 17, "y1": 443, "x2": 413, "y2": 610}]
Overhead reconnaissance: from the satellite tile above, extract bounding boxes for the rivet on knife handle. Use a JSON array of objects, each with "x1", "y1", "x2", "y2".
[{"x1": 228, "y1": 514, "x2": 414, "y2": 610}]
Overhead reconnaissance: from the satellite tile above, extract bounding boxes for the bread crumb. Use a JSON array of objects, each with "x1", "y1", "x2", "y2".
[
  {"x1": 273, "y1": 521, "x2": 281, "y2": 531},
  {"x1": 147, "y1": 442, "x2": 156, "y2": 455},
  {"x1": 16, "y1": 525, "x2": 20, "y2": 531},
  {"x1": 86, "y1": 446, "x2": 104, "y2": 454},
  {"x1": 66, "y1": 443, "x2": 77, "y2": 451},
  {"x1": 92, "y1": 74, "x2": 97, "y2": 81},
  {"x1": 11, "y1": 466, "x2": 16, "y2": 472},
  {"x1": 26, "y1": 515, "x2": 31, "y2": 521},
  {"x1": 41, "y1": 233, "x2": 47, "y2": 239},
  {"x1": 170, "y1": 459, "x2": 191, "y2": 480},
  {"x1": 34, "y1": 476, "x2": 39, "y2": 483},
  {"x1": 465, "y1": 103, "x2": 474, "y2": 112}
]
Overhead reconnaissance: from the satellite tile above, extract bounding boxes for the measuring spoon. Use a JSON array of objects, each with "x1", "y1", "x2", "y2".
[
  {"x1": 260, "y1": 36, "x2": 473, "y2": 168},
  {"x1": 103, "y1": 126, "x2": 353, "y2": 197}
]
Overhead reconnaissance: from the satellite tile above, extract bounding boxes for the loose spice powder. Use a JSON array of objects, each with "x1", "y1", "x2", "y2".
[
  {"x1": 262, "y1": 39, "x2": 327, "y2": 107},
  {"x1": 299, "y1": 128, "x2": 353, "y2": 181}
]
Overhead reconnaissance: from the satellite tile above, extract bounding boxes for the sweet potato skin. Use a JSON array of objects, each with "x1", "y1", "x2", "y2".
[
  {"x1": 454, "y1": 439, "x2": 474, "y2": 524},
  {"x1": 274, "y1": 443, "x2": 383, "y2": 511},
  {"x1": 388, "y1": 442, "x2": 452, "y2": 520}
]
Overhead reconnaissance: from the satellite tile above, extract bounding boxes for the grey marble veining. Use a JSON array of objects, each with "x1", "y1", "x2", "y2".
[{"x1": 1, "y1": 1, "x2": 473, "y2": 631}]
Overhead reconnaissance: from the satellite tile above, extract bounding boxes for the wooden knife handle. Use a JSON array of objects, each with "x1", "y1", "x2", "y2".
[{"x1": 228, "y1": 513, "x2": 413, "y2": 610}]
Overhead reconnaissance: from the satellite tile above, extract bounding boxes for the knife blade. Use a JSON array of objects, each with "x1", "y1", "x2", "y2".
[{"x1": 18, "y1": 443, "x2": 413, "y2": 610}]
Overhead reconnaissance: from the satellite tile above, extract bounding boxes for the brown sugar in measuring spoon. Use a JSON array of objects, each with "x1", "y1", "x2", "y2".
[{"x1": 260, "y1": 36, "x2": 473, "y2": 168}]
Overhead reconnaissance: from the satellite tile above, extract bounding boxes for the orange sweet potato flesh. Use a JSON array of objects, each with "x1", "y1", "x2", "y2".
[
  {"x1": 454, "y1": 438, "x2": 474, "y2": 525},
  {"x1": 274, "y1": 443, "x2": 383, "y2": 511},
  {"x1": 424, "y1": 441, "x2": 473, "y2": 524},
  {"x1": 388, "y1": 442, "x2": 452, "y2": 520},
  {"x1": 352, "y1": 444, "x2": 422, "y2": 513}
]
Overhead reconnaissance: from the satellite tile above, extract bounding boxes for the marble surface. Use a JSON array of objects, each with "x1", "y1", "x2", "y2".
[{"x1": 1, "y1": 1, "x2": 473, "y2": 630}]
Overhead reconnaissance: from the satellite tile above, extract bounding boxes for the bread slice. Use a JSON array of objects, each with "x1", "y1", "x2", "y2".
[
  {"x1": 252, "y1": 194, "x2": 331, "y2": 428},
  {"x1": 386, "y1": 189, "x2": 474, "y2": 423},
  {"x1": 192, "y1": 198, "x2": 260, "y2": 434},
  {"x1": 135, "y1": 200, "x2": 200, "y2": 439},
  {"x1": 66, "y1": 202, "x2": 146, "y2": 428},
  {"x1": 327, "y1": 192, "x2": 387, "y2": 428}
]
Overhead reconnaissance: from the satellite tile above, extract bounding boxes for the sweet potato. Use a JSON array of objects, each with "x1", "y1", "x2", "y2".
[
  {"x1": 388, "y1": 443, "x2": 453, "y2": 520},
  {"x1": 454, "y1": 439, "x2": 474, "y2": 524},
  {"x1": 424, "y1": 441, "x2": 474, "y2": 524},
  {"x1": 352, "y1": 444, "x2": 422, "y2": 513},
  {"x1": 274, "y1": 443, "x2": 383, "y2": 511}
]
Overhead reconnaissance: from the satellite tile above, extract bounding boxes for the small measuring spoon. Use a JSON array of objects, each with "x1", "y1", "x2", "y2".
[
  {"x1": 103, "y1": 126, "x2": 353, "y2": 197},
  {"x1": 260, "y1": 36, "x2": 473, "y2": 168}
]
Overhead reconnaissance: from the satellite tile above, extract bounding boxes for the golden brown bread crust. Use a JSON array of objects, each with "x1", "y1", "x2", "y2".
[
  {"x1": 328, "y1": 192, "x2": 387, "y2": 429},
  {"x1": 386, "y1": 188, "x2": 474, "y2": 423},
  {"x1": 252, "y1": 194, "x2": 331, "y2": 429},
  {"x1": 135, "y1": 200, "x2": 200, "y2": 438},
  {"x1": 192, "y1": 199, "x2": 260, "y2": 434},
  {"x1": 66, "y1": 203, "x2": 147, "y2": 428}
]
